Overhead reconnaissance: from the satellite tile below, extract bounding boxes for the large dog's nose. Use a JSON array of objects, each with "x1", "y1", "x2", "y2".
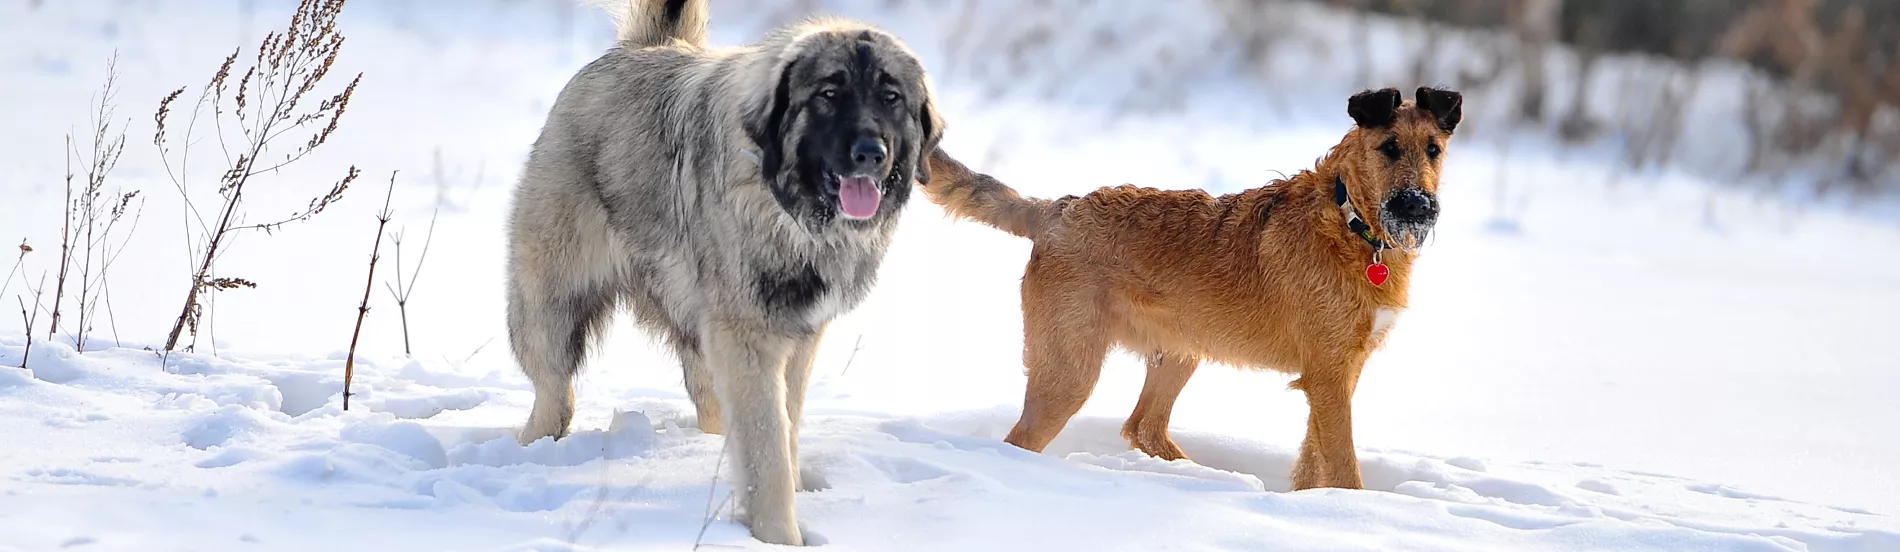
[
  {"x1": 1384, "y1": 189, "x2": 1437, "y2": 221},
  {"x1": 850, "y1": 138, "x2": 887, "y2": 173}
]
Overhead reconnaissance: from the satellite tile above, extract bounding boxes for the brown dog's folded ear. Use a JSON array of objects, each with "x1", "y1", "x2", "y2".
[
  {"x1": 1347, "y1": 88, "x2": 1402, "y2": 129},
  {"x1": 1414, "y1": 87, "x2": 1463, "y2": 133}
]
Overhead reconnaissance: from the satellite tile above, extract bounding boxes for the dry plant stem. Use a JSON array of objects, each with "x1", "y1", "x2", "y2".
[
  {"x1": 563, "y1": 436, "x2": 631, "y2": 546},
  {"x1": 343, "y1": 173, "x2": 397, "y2": 411},
  {"x1": 460, "y1": 336, "x2": 495, "y2": 365},
  {"x1": 17, "y1": 274, "x2": 48, "y2": 369},
  {"x1": 1, "y1": 241, "x2": 29, "y2": 302},
  {"x1": 839, "y1": 334, "x2": 865, "y2": 376},
  {"x1": 65, "y1": 56, "x2": 139, "y2": 351},
  {"x1": 156, "y1": 0, "x2": 362, "y2": 352},
  {"x1": 15, "y1": 298, "x2": 29, "y2": 369},
  {"x1": 395, "y1": 287, "x2": 411, "y2": 355},
  {"x1": 693, "y1": 437, "x2": 733, "y2": 551},
  {"x1": 383, "y1": 206, "x2": 437, "y2": 357},
  {"x1": 49, "y1": 136, "x2": 73, "y2": 342}
]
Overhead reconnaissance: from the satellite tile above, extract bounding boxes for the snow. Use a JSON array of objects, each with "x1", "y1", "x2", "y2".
[{"x1": 2, "y1": 0, "x2": 1899, "y2": 550}]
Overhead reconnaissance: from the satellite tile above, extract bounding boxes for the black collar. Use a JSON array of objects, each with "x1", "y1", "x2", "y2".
[{"x1": 1333, "y1": 175, "x2": 1390, "y2": 251}]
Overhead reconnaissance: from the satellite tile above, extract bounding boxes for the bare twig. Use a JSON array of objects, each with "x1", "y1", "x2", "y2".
[
  {"x1": 461, "y1": 336, "x2": 496, "y2": 365},
  {"x1": 0, "y1": 241, "x2": 29, "y2": 303},
  {"x1": 563, "y1": 432, "x2": 633, "y2": 546},
  {"x1": 15, "y1": 297, "x2": 29, "y2": 369},
  {"x1": 693, "y1": 438, "x2": 734, "y2": 551},
  {"x1": 101, "y1": 276, "x2": 125, "y2": 348},
  {"x1": 17, "y1": 274, "x2": 48, "y2": 369},
  {"x1": 429, "y1": 147, "x2": 488, "y2": 213},
  {"x1": 343, "y1": 172, "x2": 398, "y2": 410},
  {"x1": 49, "y1": 136, "x2": 73, "y2": 342},
  {"x1": 383, "y1": 204, "x2": 437, "y2": 356},
  {"x1": 839, "y1": 334, "x2": 866, "y2": 376}
]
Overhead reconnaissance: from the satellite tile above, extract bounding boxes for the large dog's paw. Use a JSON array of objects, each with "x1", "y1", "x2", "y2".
[
  {"x1": 514, "y1": 421, "x2": 566, "y2": 447},
  {"x1": 797, "y1": 524, "x2": 829, "y2": 546},
  {"x1": 747, "y1": 517, "x2": 805, "y2": 546},
  {"x1": 797, "y1": 465, "x2": 831, "y2": 492}
]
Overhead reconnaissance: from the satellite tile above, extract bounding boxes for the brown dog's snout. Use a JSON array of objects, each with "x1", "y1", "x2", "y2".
[{"x1": 1383, "y1": 188, "x2": 1437, "y2": 222}]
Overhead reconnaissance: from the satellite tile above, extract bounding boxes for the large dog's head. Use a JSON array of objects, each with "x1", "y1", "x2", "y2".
[
  {"x1": 1339, "y1": 86, "x2": 1462, "y2": 250},
  {"x1": 743, "y1": 24, "x2": 945, "y2": 229}
]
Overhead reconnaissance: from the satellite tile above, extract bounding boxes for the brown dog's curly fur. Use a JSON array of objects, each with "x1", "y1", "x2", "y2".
[{"x1": 924, "y1": 87, "x2": 1463, "y2": 490}]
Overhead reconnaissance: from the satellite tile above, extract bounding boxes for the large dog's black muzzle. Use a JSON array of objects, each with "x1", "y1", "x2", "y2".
[{"x1": 850, "y1": 138, "x2": 888, "y2": 176}]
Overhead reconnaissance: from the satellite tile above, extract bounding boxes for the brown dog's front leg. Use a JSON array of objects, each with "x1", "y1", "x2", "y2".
[{"x1": 1291, "y1": 368, "x2": 1364, "y2": 490}]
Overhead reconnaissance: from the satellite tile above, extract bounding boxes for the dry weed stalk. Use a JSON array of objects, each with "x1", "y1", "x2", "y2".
[
  {"x1": 154, "y1": 0, "x2": 363, "y2": 352},
  {"x1": 50, "y1": 56, "x2": 145, "y2": 351},
  {"x1": 343, "y1": 173, "x2": 398, "y2": 410}
]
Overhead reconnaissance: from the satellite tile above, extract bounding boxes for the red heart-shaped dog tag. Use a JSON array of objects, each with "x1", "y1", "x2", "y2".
[{"x1": 1366, "y1": 263, "x2": 1389, "y2": 286}]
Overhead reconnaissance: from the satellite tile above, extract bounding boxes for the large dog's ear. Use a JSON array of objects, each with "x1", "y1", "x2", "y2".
[
  {"x1": 1346, "y1": 88, "x2": 1401, "y2": 129},
  {"x1": 1414, "y1": 86, "x2": 1463, "y2": 133},
  {"x1": 743, "y1": 60, "x2": 796, "y2": 180},
  {"x1": 913, "y1": 78, "x2": 947, "y2": 185}
]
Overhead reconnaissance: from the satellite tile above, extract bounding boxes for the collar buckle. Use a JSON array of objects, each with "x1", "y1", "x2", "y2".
[{"x1": 1334, "y1": 176, "x2": 1390, "y2": 251}]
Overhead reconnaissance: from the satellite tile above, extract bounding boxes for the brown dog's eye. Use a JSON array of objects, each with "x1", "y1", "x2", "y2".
[
  {"x1": 882, "y1": 90, "x2": 902, "y2": 104},
  {"x1": 819, "y1": 89, "x2": 838, "y2": 100},
  {"x1": 1379, "y1": 138, "x2": 1401, "y2": 160},
  {"x1": 1427, "y1": 142, "x2": 1441, "y2": 159}
]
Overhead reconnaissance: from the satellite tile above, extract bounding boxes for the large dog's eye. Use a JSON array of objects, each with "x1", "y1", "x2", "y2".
[
  {"x1": 1379, "y1": 137, "x2": 1401, "y2": 160},
  {"x1": 1426, "y1": 142, "x2": 1441, "y2": 159},
  {"x1": 818, "y1": 89, "x2": 838, "y2": 101},
  {"x1": 882, "y1": 90, "x2": 902, "y2": 104}
]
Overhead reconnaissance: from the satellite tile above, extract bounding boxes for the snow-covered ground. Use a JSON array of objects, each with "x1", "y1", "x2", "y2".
[{"x1": 2, "y1": 1, "x2": 1897, "y2": 550}]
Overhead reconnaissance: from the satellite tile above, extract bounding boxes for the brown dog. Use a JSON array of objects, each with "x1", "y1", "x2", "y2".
[{"x1": 922, "y1": 87, "x2": 1462, "y2": 490}]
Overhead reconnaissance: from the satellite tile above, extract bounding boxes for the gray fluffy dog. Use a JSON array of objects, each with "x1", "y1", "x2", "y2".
[{"x1": 504, "y1": 0, "x2": 943, "y2": 544}]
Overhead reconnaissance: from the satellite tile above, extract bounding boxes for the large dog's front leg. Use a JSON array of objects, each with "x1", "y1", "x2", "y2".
[
  {"x1": 783, "y1": 325, "x2": 826, "y2": 491},
  {"x1": 707, "y1": 318, "x2": 803, "y2": 546},
  {"x1": 1290, "y1": 358, "x2": 1367, "y2": 490}
]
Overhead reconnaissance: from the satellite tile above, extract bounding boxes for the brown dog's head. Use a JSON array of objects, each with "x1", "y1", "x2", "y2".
[{"x1": 1338, "y1": 86, "x2": 1462, "y2": 250}]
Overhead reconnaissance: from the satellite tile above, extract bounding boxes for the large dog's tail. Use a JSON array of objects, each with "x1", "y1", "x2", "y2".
[
  {"x1": 590, "y1": 0, "x2": 710, "y2": 47},
  {"x1": 923, "y1": 148, "x2": 1062, "y2": 240}
]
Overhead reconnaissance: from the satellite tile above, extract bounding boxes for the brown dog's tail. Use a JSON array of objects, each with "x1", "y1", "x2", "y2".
[{"x1": 923, "y1": 148, "x2": 1060, "y2": 239}]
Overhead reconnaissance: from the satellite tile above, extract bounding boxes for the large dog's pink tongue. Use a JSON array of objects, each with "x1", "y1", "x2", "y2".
[{"x1": 838, "y1": 176, "x2": 881, "y2": 219}]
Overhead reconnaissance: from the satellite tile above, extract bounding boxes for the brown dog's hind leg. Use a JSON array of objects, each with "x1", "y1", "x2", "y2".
[
  {"x1": 1004, "y1": 332, "x2": 1110, "y2": 452},
  {"x1": 1004, "y1": 277, "x2": 1110, "y2": 454},
  {"x1": 1122, "y1": 353, "x2": 1199, "y2": 461},
  {"x1": 1290, "y1": 361, "x2": 1366, "y2": 490}
]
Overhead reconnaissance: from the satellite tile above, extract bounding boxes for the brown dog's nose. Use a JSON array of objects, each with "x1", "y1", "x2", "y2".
[{"x1": 1384, "y1": 189, "x2": 1437, "y2": 221}]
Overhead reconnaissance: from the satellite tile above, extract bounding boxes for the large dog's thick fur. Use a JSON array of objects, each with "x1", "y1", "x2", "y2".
[
  {"x1": 923, "y1": 87, "x2": 1462, "y2": 490},
  {"x1": 505, "y1": 0, "x2": 942, "y2": 544}
]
